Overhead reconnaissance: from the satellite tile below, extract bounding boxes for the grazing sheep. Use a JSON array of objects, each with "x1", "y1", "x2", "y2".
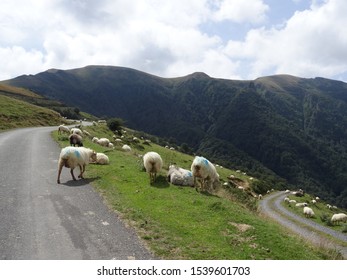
[
  {"x1": 331, "y1": 213, "x2": 347, "y2": 225},
  {"x1": 326, "y1": 204, "x2": 332, "y2": 209},
  {"x1": 57, "y1": 147, "x2": 96, "y2": 184},
  {"x1": 311, "y1": 199, "x2": 317, "y2": 204},
  {"x1": 69, "y1": 133, "x2": 83, "y2": 147},
  {"x1": 91, "y1": 152, "x2": 109, "y2": 165},
  {"x1": 191, "y1": 156, "x2": 219, "y2": 192},
  {"x1": 122, "y1": 144, "x2": 131, "y2": 152},
  {"x1": 97, "y1": 138, "x2": 110, "y2": 147},
  {"x1": 70, "y1": 128, "x2": 83, "y2": 136},
  {"x1": 82, "y1": 130, "x2": 91, "y2": 137},
  {"x1": 167, "y1": 165, "x2": 194, "y2": 187},
  {"x1": 108, "y1": 143, "x2": 114, "y2": 149},
  {"x1": 295, "y1": 202, "x2": 308, "y2": 207},
  {"x1": 303, "y1": 206, "x2": 315, "y2": 218},
  {"x1": 92, "y1": 137, "x2": 99, "y2": 143},
  {"x1": 289, "y1": 199, "x2": 297, "y2": 203},
  {"x1": 284, "y1": 197, "x2": 290, "y2": 203},
  {"x1": 285, "y1": 189, "x2": 291, "y2": 193},
  {"x1": 143, "y1": 151, "x2": 163, "y2": 184},
  {"x1": 258, "y1": 194, "x2": 263, "y2": 200},
  {"x1": 58, "y1": 125, "x2": 70, "y2": 135}
]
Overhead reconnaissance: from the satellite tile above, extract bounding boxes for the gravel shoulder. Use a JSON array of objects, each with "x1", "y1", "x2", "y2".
[{"x1": 259, "y1": 191, "x2": 347, "y2": 259}]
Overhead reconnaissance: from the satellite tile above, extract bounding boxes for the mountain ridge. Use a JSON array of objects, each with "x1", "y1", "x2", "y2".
[{"x1": 2, "y1": 65, "x2": 347, "y2": 207}]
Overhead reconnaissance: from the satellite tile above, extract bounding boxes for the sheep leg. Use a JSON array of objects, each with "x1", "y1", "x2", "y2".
[
  {"x1": 57, "y1": 159, "x2": 64, "y2": 184},
  {"x1": 78, "y1": 164, "x2": 85, "y2": 179},
  {"x1": 70, "y1": 168, "x2": 77, "y2": 181}
]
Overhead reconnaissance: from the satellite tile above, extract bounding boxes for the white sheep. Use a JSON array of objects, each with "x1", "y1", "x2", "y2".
[
  {"x1": 295, "y1": 202, "x2": 308, "y2": 207},
  {"x1": 303, "y1": 206, "x2": 315, "y2": 218},
  {"x1": 289, "y1": 199, "x2": 297, "y2": 203},
  {"x1": 191, "y1": 156, "x2": 219, "y2": 192},
  {"x1": 57, "y1": 146, "x2": 96, "y2": 184},
  {"x1": 58, "y1": 125, "x2": 70, "y2": 134},
  {"x1": 143, "y1": 151, "x2": 163, "y2": 184},
  {"x1": 258, "y1": 194, "x2": 263, "y2": 200},
  {"x1": 70, "y1": 128, "x2": 83, "y2": 136},
  {"x1": 311, "y1": 199, "x2": 317, "y2": 204},
  {"x1": 92, "y1": 137, "x2": 99, "y2": 143},
  {"x1": 108, "y1": 143, "x2": 114, "y2": 149},
  {"x1": 90, "y1": 152, "x2": 109, "y2": 165},
  {"x1": 331, "y1": 213, "x2": 347, "y2": 225},
  {"x1": 97, "y1": 137, "x2": 110, "y2": 147},
  {"x1": 284, "y1": 197, "x2": 290, "y2": 203},
  {"x1": 167, "y1": 165, "x2": 194, "y2": 187},
  {"x1": 122, "y1": 144, "x2": 132, "y2": 152}
]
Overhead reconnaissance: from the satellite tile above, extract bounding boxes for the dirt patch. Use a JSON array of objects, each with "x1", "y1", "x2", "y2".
[{"x1": 229, "y1": 222, "x2": 254, "y2": 232}]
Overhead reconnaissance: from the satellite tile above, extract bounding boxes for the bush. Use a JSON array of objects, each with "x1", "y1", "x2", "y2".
[{"x1": 107, "y1": 118, "x2": 124, "y2": 132}]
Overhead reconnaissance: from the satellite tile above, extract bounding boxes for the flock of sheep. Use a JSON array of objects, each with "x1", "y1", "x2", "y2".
[
  {"x1": 283, "y1": 191, "x2": 347, "y2": 225},
  {"x1": 56, "y1": 124, "x2": 220, "y2": 193}
]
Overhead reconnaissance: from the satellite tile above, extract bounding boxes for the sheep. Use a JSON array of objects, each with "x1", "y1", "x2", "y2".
[
  {"x1": 295, "y1": 202, "x2": 308, "y2": 207},
  {"x1": 311, "y1": 199, "x2": 317, "y2": 204},
  {"x1": 90, "y1": 152, "x2": 109, "y2": 165},
  {"x1": 82, "y1": 130, "x2": 91, "y2": 137},
  {"x1": 331, "y1": 213, "x2": 347, "y2": 225},
  {"x1": 70, "y1": 128, "x2": 83, "y2": 136},
  {"x1": 326, "y1": 204, "x2": 332, "y2": 209},
  {"x1": 58, "y1": 125, "x2": 70, "y2": 135},
  {"x1": 69, "y1": 133, "x2": 83, "y2": 147},
  {"x1": 258, "y1": 194, "x2": 263, "y2": 200},
  {"x1": 122, "y1": 144, "x2": 131, "y2": 152},
  {"x1": 97, "y1": 138, "x2": 110, "y2": 147},
  {"x1": 57, "y1": 146, "x2": 97, "y2": 184},
  {"x1": 303, "y1": 206, "x2": 315, "y2": 218},
  {"x1": 92, "y1": 137, "x2": 99, "y2": 143},
  {"x1": 284, "y1": 197, "x2": 290, "y2": 203},
  {"x1": 167, "y1": 165, "x2": 194, "y2": 187},
  {"x1": 289, "y1": 199, "x2": 297, "y2": 203},
  {"x1": 191, "y1": 156, "x2": 219, "y2": 192},
  {"x1": 143, "y1": 151, "x2": 163, "y2": 184},
  {"x1": 108, "y1": 143, "x2": 114, "y2": 149}
]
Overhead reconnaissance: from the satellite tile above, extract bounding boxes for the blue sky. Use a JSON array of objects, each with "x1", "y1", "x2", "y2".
[{"x1": 1, "y1": 0, "x2": 347, "y2": 82}]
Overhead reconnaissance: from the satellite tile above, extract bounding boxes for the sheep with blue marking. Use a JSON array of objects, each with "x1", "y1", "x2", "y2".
[
  {"x1": 191, "y1": 156, "x2": 219, "y2": 192},
  {"x1": 57, "y1": 146, "x2": 96, "y2": 184},
  {"x1": 167, "y1": 165, "x2": 194, "y2": 187}
]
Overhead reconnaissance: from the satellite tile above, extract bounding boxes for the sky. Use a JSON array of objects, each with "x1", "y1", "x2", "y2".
[{"x1": 1, "y1": 0, "x2": 347, "y2": 82}]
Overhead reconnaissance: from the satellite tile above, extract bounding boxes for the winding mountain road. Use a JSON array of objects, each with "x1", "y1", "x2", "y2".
[
  {"x1": 0, "y1": 126, "x2": 154, "y2": 260},
  {"x1": 259, "y1": 191, "x2": 347, "y2": 258}
]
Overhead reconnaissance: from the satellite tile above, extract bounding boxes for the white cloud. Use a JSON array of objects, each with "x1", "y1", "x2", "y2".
[
  {"x1": 1, "y1": 0, "x2": 347, "y2": 81},
  {"x1": 212, "y1": 0, "x2": 269, "y2": 24}
]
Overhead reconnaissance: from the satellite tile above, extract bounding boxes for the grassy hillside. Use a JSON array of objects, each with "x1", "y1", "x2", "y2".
[
  {"x1": 52, "y1": 124, "x2": 341, "y2": 259},
  {"x1": 0, "y1": 94, "x2": 61, "y2": 130}
]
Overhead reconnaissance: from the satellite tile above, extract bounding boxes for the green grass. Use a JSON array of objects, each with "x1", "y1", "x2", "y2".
[
  {"x1": 0, "y1": 94, "x2": 61, "y2": 130},
  {"x1": 52, "y1": 125, "x2": 342, "y2": 259}
]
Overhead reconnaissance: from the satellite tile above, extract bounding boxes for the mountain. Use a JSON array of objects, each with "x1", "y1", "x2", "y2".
[{"x1": 2, "y1": 65, "x2": 347, "y2": 207}]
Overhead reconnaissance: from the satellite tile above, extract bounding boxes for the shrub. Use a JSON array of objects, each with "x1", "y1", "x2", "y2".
[{"x1": 107, "y1": 118, "x2": 124, "y2": 132}]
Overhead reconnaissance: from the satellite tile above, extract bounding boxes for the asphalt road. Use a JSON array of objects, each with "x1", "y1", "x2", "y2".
[
  {"x1": 259, "y1": 191, "x2": 347, "y2": 259},
  {"x1": 0, "y1": 126, "x2": 154, "y2": 260}
]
